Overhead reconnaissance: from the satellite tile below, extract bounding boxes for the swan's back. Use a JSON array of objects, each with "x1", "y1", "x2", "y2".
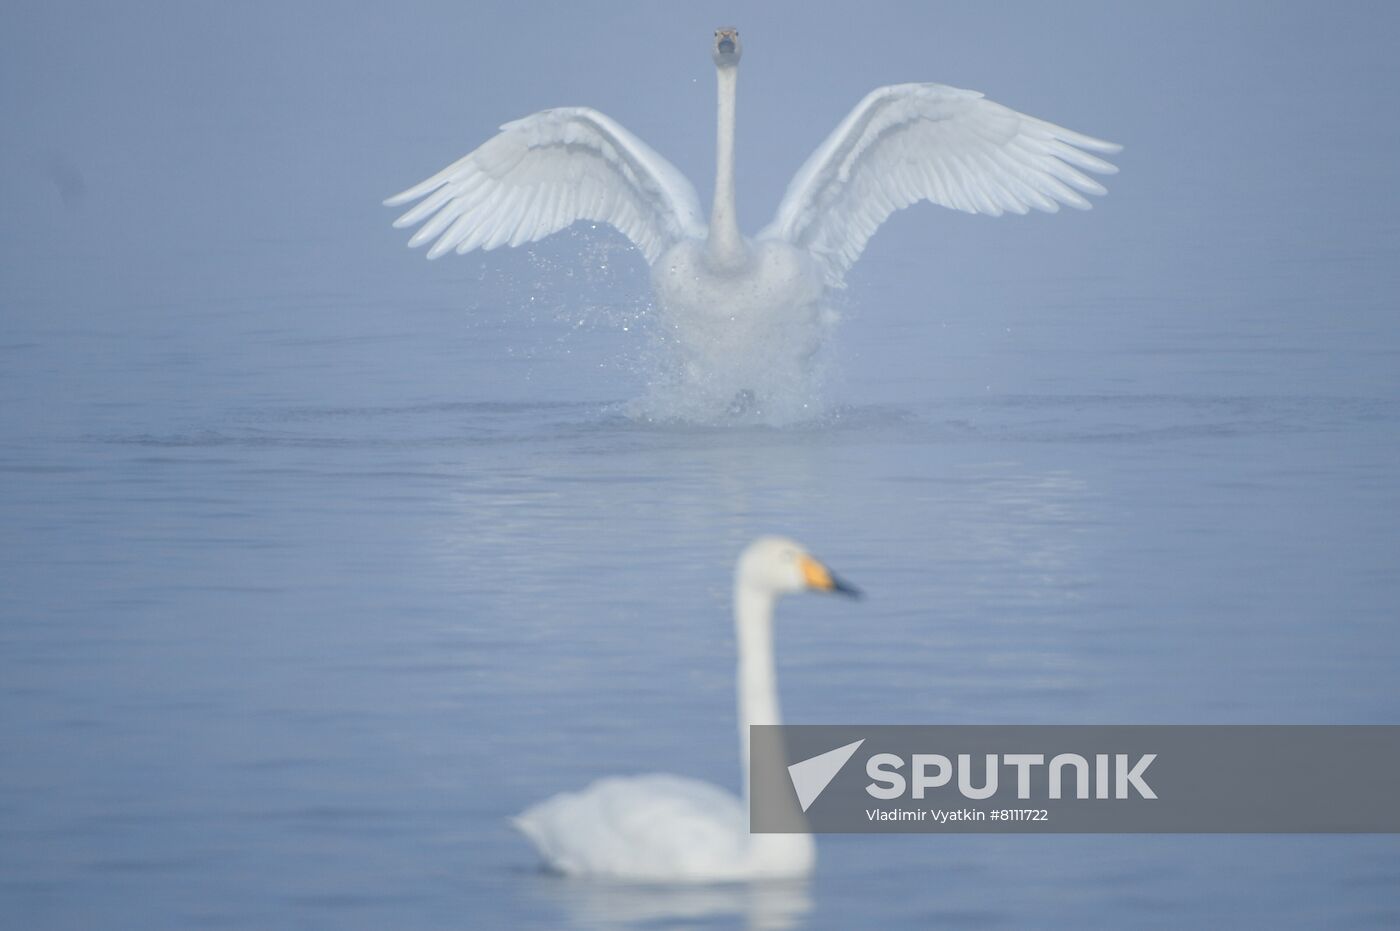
[{"x1": 514, "y1": 774, "x2": 752, "y2": 882}]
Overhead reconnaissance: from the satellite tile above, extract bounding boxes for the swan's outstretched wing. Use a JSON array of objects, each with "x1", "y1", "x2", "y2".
[
  {"x1": 385, "y1": 108, "x2": 706, "y2": 262},
  {"x1": 760, "y1": 84, "x2": 1121, "y2": 287}
]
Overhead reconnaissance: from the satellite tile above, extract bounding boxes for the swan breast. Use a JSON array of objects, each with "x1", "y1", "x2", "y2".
[{"x1": 651, "y1": 238, "x2": 824, "y2": 319}]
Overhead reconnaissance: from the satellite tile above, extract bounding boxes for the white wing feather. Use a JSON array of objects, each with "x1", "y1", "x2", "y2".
[
  {"x1": 385, "y1": 108, "x2": 706, "y2": 263},
  {"x1": 760, "y1": 84, "x2": 1122, "y2": 287}
]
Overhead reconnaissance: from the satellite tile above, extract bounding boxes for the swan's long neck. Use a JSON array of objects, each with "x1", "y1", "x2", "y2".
[
  {"x1": 707, "y1": 64, "x2": 747, "y2": 269},
  {"x1": 735, "y1": 580, "x2": 816, "y2": 873},
  {"x1": 735, "y1": 582, "x2": 780, "y2": 803}
]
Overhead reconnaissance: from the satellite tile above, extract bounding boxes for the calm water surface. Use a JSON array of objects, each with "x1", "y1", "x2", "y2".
[{"x1": 2, "y1": 251, "x2": 1398, "y2": 928}]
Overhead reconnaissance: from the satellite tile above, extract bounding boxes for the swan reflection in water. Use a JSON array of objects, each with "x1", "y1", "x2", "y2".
[{"x1": 526, "y1": 874, "x2": 812, "y2": 931}]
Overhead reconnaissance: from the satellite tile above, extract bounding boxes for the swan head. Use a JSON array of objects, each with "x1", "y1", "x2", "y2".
[
  {"x1": 712, "y1": 27, "x2": 742, "y2": 68},
  {"x1": 738, "y1": 536, "x2": 861, "y2": 599}
]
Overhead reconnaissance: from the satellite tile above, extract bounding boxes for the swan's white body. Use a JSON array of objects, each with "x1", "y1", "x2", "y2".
[
  {"x1": 386, "y1": 28, "x2": 1120, "y2": 414},
  {"x1": 513, "y1": 536, "x2": 858, "y2": 883}
]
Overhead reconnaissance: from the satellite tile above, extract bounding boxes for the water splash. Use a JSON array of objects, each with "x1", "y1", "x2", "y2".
[
  {"x1": 626, "y1": 299, "x2": 841, "y2": 427},
  {"x1": 495, "y1": 233, "x2": 846, "y2": 427}
]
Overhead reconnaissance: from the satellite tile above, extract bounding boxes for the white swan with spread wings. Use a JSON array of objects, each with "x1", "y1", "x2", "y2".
[{"x1": 386, "y1": 27, "x2": 1120, "y2": 416}]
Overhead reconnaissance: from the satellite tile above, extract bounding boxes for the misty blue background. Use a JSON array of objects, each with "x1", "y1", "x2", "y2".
[{"x1": 3, "y1": 2, "x2": 1399, "y2": 928}]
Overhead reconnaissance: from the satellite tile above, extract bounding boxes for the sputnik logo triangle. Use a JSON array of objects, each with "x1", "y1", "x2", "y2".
[{"x1": 787, "y1": 738, "x2": 865, "y2": 812}]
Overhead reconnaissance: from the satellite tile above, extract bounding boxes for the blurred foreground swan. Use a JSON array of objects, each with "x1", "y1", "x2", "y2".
[
  {"x1": 386, "y1": 27, "x2": 1119, "y2": 415},
  {"x1": 514, "y1": 537, "x2": 860, "y2": 882}
]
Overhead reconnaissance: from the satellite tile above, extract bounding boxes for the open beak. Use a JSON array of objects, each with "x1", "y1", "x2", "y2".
[{"x1": 800, "y1": 554, "x2": 863, "y2": 599}]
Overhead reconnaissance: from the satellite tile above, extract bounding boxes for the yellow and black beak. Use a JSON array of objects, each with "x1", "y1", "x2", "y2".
[{"x1": 799, "y1": 554, "x2": 862, "y2": 598}]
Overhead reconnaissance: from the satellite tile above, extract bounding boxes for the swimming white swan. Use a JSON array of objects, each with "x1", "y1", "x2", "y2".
[
  {"x1": 385, "y1": 27, "x2": 1120, "y2": 415},
  {"x1": 514, "y1": 536, "x2": 860, "y2": 882}
]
